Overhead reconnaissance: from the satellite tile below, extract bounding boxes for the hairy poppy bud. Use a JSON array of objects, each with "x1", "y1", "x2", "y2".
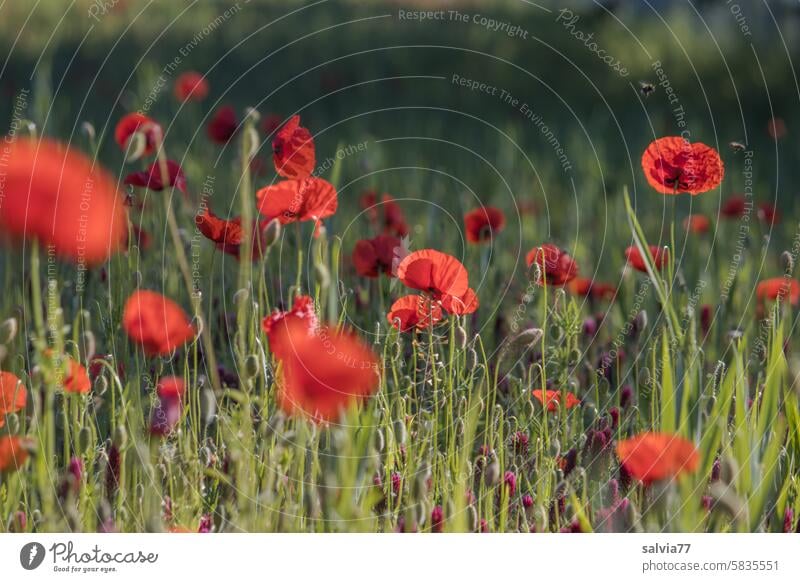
[
  {"x1": 263, "y1": 218, "x2": 281, "y2": 248},
  {"x1": 0, "y1": 318, "x2": 18, "y2": 344}
]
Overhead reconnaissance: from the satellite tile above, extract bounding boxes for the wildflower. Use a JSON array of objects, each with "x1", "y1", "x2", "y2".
[
  {"x1": 272, "y1": 115, "x2": 315, "y2": 179},
  {"x1": 756, "y1": 278, "x2": 799, "y2": 306},
  {"x1": 114, "y1": 112, "x2": 160, "y2": 155},
  {"x1": 196, "y1": 208, "x2": 272, "y2": 260},
  {"x1": 757, "y1": 202, "x2": 780, "y2": 225},
  {"x1": 207, "y1": 105, "x2": 238, "y2": 143},
  {"x1": 352, "y1": 235, "x2": 401, "y2": 278},
  {"x1": 625, "y1": 245, "x2": 669, "y2": 272},
  {"x1": 0, "y1": 435, "x2": 34, "y2": 473},
  {"x1": 615, "y1": 432, "x2": 699, "y2": 485},
  {"x1": 641, "y1": 136, "x2": 724, "y2": 195},
  {"x1": 532, "y1": 389, "x2": 580, "y2": 412},
  {"x1": 173, "y1": 71, "x2": 209, "y2": 102},
  {"x1": 721, "y1": 195, "x2": 748, "y2": 218},
  {"x1": 0, "y1": 372, "x2": 26, "y2": 429},
  {"x1": 122, "y1": 290, "x2": 195, "y2": 356},
  {"x1": 62, "y1": 358, "x2": 91, "y2": 394},
  {"x1": 683, "y1": 214, "x2": 711, "y2": 234},
  {"x1": 360, "y1": 191, "x2": 408, "y2": 236},
  {"x1": 511, "y1": 431, "x2": 529, "y2": 456},
  {"x1": 256, "y1": 177, "x2": 337, "y2": 228},
  {"x1": 262, "y1": 295, "x2": 318, "y2": 359},
  {"x1": 503, "y1": 471, "x2": 517, "y2": 496},
  {"x1": 124, "y1": 159, "x2": 187, "y2": 194},
  {"x1": 463, "y1": 206, "x2": 506, "y2": 243},
  {"x1": 386, "y1": 295, "x2": 443, "y2": 332},
  {"x1": 526, "y1": 244, "x2": 578, "y2": 285},
  {"x1": 567, "y1": 277, "x2": 616, "y2": 300},
  {"x1": 397, "y1": 249, "x2": 469, "y2": 300},
  {"x1": 431, "y1": 505, "x2": 444, "y2": 533}
]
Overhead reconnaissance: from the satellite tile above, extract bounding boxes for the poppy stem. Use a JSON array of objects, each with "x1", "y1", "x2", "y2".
[{"x1": 237, "y1": 111, "x2": 258, "y2": 382}]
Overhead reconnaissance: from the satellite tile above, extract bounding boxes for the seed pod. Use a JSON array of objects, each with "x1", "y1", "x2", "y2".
[
  {"x1": 112, "y1": 425, "x2": 128, "y2": 448},
  {"x1": 200, "y1": 387, "x2": 217, "y2": 426},
  {"x1": 374, "y1": 429, "x2": 385, "y2": 453},
  {"x1": 77, "y1": 426, "x2": 93, "y2": 455},
  {"x1": 263, "y1": 218, "x2": 281, "y2": 248},
  {"x1": 0, "y1": 317, "x2": 18, "y2": 344},
  {"x1": 243, "y1": 354, "x2": 260, "y2": 379}
]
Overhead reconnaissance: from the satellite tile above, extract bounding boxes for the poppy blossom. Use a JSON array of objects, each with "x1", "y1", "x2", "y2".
[
  {"x1": 352, "y1": 235, "x2": 401, "y2": 278},
  {"x1": 757, "y1": 202, "x2": 780, "y2": 225},
  {"x1": 256, "y1": 177, "x2": 337, "y2": 227},
  {"x1": 387, "y1": 295, "x2": 443, "y2": 332},
  {"x1": 440, "y1": 287, "x2": 479, "y2": 315},
  {"x1": 207, "y1": 105, "x2": 238, "y2": 144},
  {"x1": 756, "y1": 278, "x2": 800, "y2": 306},
  {"x1": 276, "y1": 322, "x2": 380, "y2": 422},
  {"x1": 615, "y1": 432, "x2": 699, "y2": 485},
  {"x1": 767, "y1": 117, "x2": 787, "y2": 140},
  {"x1": 641, "y1": 136, "x2": 724, "y2": 195},
  {"x1": 122, "y1": 290, "x2": 195, "y2": 356},
  {"x1": 62, "y1": 359, "x2": 91, "y2": 394},
  {"x1": 397, "y1": 249, "x2": 469, "y2": 300},
  {"x1": 0, "y1": 435, "x2": 34, "y2": 473},
  {"x1": 114, "y1": 112, "x2": 160, "y2": 156},
  {"x1": 0, "y1": 138, "x2": 128, "y2": 265},
  {"x1": 532, "y1": 389, "x2": 581, "y2": 412},
  {"x1": 567, "y1": 277, "x2": 616, "y2": 300},
  {"x1": 124, "y1": 159, "x2": 187, "y2": 194},
  {"x1": 150, "y1": 376, "x2": 186, "y2": 436},
  {"x1": 195, "y1": 208, "x2": 271, "y2": 260},
  {"x1": 0, "y1": 372, "x2": 26, "y2": 428},
  {"x1": 464, "y1": 207, "x2": 506, "y2": 243},
  {"x1": 272, "y1": 115, "x2": 316, "y2": 179},
  {"x1": 173, "y1": 71, "x2": 209, "y2": 102},
  {"x1": 525, "y1": 244, "x2": 578, "y2": 286},
  {"x1": 721, "y1": 195, "x2": 749, "y2": 218},
  {"x1": 625, "y1": 245, "x2": 669, "y2": 273},
  {"x1": 360, "y1": 191, "x2": 408, "y2": 236},
  {"x1": 262, "y1": 295, "x2": 318, "y2": 360},
  {"x1": 683, "y1": 214, "x2": 711, "y2": 234}
]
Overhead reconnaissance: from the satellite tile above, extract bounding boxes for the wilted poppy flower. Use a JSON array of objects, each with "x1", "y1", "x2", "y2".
[
  {"x1": 526, "y1": 244, "x2": 578, "y2": 286},
  {"x1": 464, "y1": 206, "x2": 506, "y2": 243},
  {"x1": 567, "y1": 277, "x2": 616, "y2": 300},
  {"x1": 440, "y1": 287, "x2": 479, "y2": 315},
  {"x1": 273, "y1": 115, "x2": 315, "y2": 179},
  {"x1": 757, "y1": 202, "x2": 780, "y2": 225},
  {"x1": 207, "y1": 105, "x2": 238, "y2": 144},
  {"x1": 262, "y1": 295, "x2": 318, "y2": 359},
  {"x1": 276, "y1": 322, "x2": 380, "y2": 422},
  {"x1": 721, "y1": 195, "x2": 749, "y2": 218},
  {"x1": 0, "y1": 138, "x2": 128, "y2": 265},
  {"x1": 683, "y1": 214, "x2": 711, "y2": 234},
  {"x1": 114, "y1": 112, "x2": 160, "y2": 156},
  {"x1": 195, "y1": 208, "x2": 271, "y2": 261},
  {"x1": 0, "y1": 435, "x2": 34, "y2": 473},
  {"x1": 122, "y1": 290, "x2": 195, "y2": 356},
  {"x1": 625, "y1": 245, "x2": 669, "y2": 272},
  {"x1": 387, "y1": 295, "x2": 443, "y2": 332},
  {"x1": 62, "y1": 358, "x2": 91, "y2": 394},
  {"x1": 532, "y1": 389, "x2": 581, "y2": 412},
  {"x1": 756, "y1": 278, "x2": 800, "y2": 306},
  {"x1": 0, "y1": 372, "x2": 26, "y2": 428},
  {"x1": 641, "y1": 136, "x2": 724, "y2": 195},
  {"x1": 397, "y1": 249, "x2": 469, "y2": 300},
  {"x1": 616, "y1": 432, "x2": 699, "y2": 485},
  {"x1": 767, "y1": 117, "x2": 787, "y2": 140},
  {"x1": 352, "y1": 235, "x2": 401, "y2": 278},
  {"x1": 360, "y1": 191, "x2": 408, "y2": 236},
  {"x1": 173, "y1": 71, "x2": 209, "y2": 102},
  {"x1": 256, "y1": 177, "x2": 337, "y2": 229},
  {"x1": 124, "y1": 159, "x2": 187, "y2": 194}
]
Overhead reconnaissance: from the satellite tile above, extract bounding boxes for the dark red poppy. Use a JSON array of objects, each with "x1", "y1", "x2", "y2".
[
  {"x1": 352, "y1": 235, "x2": 401, "y2": 278},
  {"x1": 756, "y1": 278, "x2": 800, "y2": 306},
  {"x1": 360, "y1": 191, "x2": 408, "y2": 236},
  {"x1": 122, "y1": 290, "x2": 195, "y2": 356},
  {"x1": 464, "y1": 206, "x2": 506, "y2": 243},
  {"x1": 532, "y1": 389, "x2": 580, "y2": 412},
  {"x1": 262, "y1": 295, "x2": 318, "y2": 360},
  {"x1": 387, "y1": 295, "x2": 443, "y2": 332},
  {"x1": 721, "y1": 195, "x2": 748, "y2": 218},
  {"x1": 114, "y1": 112, "x2": 160, "y2": 156},
  {"x1": 0, "y1": 138, "x2": 128, "y2": 265},
  {"x1": 641, "y1": 136, "x2": 724, "y2": 195},
  {"x1": 256, "y1": 177, "x2": 337, "y2": 226},
  {"x1": 440, "y1": 287, "x2": 479, "y2": 315},
  {"x1": 757, "y1": 202, "x2": 780, "y2": 225},
  {"x1": 767, "y1": 117, "x2": 787, "y2": 140},
  {"x1": 0, "y1": 435, "x2": 34, "y2": 473},
  {"x1": 62, "y1": 358, "x2": 91, "y2": 394},
  {"x1": 173, "y1": 71, "x2": 209, "y2": 102},
  {"x1": 397, "y1": 249, "x2": 469, "y2": 300},
  {"x1": 525, "y1": 244, "x2": 578, "y2": 286},
  {"x1": 625, "y1": 245, "x2": 669, "y2": 272},
  {"x1": 616, "y1": 432, "x2": 698, "y2": 485},
  {"x1": 124, "y1": 159, "x2": 187, "y2": 194},
  {"x1": 207, "y1": 105, "x2": 238, "y2": 144},
  {"x1": 0, "y1": 372, "x2": 26, "y2": 429},
  {"x1": 567, "y1": 277, "x2": 616, "y2": 300},
  {"x1": 683, "y1": 214, "x2": 711, "y2": 234},
  {"x1": 273, "y1": 115, "x2": 315, "y2": 179},
  {"x1": 195, "y1": 208, "x2": 271, "y2": 261}
]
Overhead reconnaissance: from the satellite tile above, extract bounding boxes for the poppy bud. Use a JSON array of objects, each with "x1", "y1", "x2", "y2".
[
  {"x1": 483, "y1": 455, "x2": 500, "y2": 487},
  {"x1": 632, "y1": 310, "x2": 648, "y2": 338},
  {"x1": 0, "y1": 317, "x2": 18, "y2": 344},
  {"x1": 455, "y1": 324, "x2": 468, "y2": 349},
  {"x1": 431, "y1": 505, "x2": 444, "y2": 533},
  {"x1": 112, "y1": 425, "x2": 128, "y2": 448},
  {"x1": 719, "y1": 455, "x2": 738, "y2": 485},
  {"x1": 243, "y1": 354, "x2": 260, "y2": 380},
  {"x1": 620, "y1": 385, "x2": 633, "y2": 410},
  {"x1": 77, "y1": 426, "x2": 93, "y2": 455},
  {"x1": 4, "y1": 413, "x2": 20, "y2": 435},
  {"x1": 200, "y1": 386, "x2": 217, "y2": 426},
  {"x1": 81, "y1": 121, "x2": 96, "y2": 141},
  {"x1": 374, "y1": 428, "x2": 385, "y2": 453},
  {"x1": 80, "y1": 331, "x2": 96, "y2": 361},
  {"x1": 263, "y1": 218, "x2": 281, "y2": 248}
]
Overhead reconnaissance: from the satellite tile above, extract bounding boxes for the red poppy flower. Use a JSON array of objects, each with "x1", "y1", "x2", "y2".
[
  {"x1": 195, "y1": 208, "x2": 271, "y2": 261},
  {"x1": 256, "y1": 177, "x2": 337, "y2": 226},
  {"x1": 757, "y1": 202, "x2": 780, "y2": 225},
  {"x1": 525, "y1": 244, "x2": 578, "y2": 286},
  {"x1": 352, "y1": 235, "x2": 401, "y2": 278},
  {"x1": 122, "y1": 290, "x2": 195, "y2": 356},
  {"x1": 124, "y1": 159, "x2": 187, "y2": 194},
  {"x1": 262, "y1": 295, "x2": 318, "y2": 360},
  {"x1": 616, "y1": 432, "x2": 699, "y2": 485},
  {"x1": 150, "y1": 376, "x2": 185, "y2": 436},
  {"x1": 272, "y1": 115, "x2": 315, "y2": 179},
  {"x1": 625, "y1": 245, "x2": 669, "y2": 273},
  {"x1": 721, "y1": 195, "x2": 748, "y2": 218},
  {"x1": 207, "y1": 105, "x2": 238, "y2": 144},
  {"x1": 397, "y1": 249, "x2": 469, "y2": 300},
  {"x1": 0, "y1": 138, "x2": 128, "y2": 265},
  {"x1": 173, "y1": 71, "x2": 209, "y2": 102},
  {"x1": 767, "y1": 117, "x2": 787, "y2": 140},
  {"x1": 360, "y1": 191, "x2": 409, "y2": 236},
  {"x1": 532, "y1": 389, "x2": 581, "y2": 412},
  {"x1": 275, "y1": 321, "x2": 380, "y2": 422},
  {"x1": 387, "y1": 295, "x2": 443, "y2": 332},
  {"x1": 62, "y1": 358, "x2": 91, "y2": 394},
  {"x1": 0, "y1": 435, "x2": 34, "y2": 473},
  {"x1": 567, "y1": 277, "x2": 616, "y2": 300},
  {"x1": 440, "y1": 287, "x2": 479, "y2": 315},
  {"x1": 114, "y1": 112, "x2": 160, "y2": 156},
  {"x1": 156, "y1": 376, "x2": 186, "y2": 401},
  {"x1": 756, "y1": 278, "x2": 800, "y2": 306},
  {"x1": 683, "y1": 214, "x2": 711, "y2": 234},
  {"x1": 641, "y1": 136, "x2": 724, "y2": 195},
  {"x1": 464, "y1": 206, "x2": 506, "y2": 243},
  {"x1": 0, "y1": 372, "x2": 26, "y2": 429}
]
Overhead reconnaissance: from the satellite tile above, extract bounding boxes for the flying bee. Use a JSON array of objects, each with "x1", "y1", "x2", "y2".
[
  {"x1": 729, "y1": 141, "x2": 746, "y2": 152},
  {"x1": 639, "y1": 81, "x2": 655, "y2": 97}
]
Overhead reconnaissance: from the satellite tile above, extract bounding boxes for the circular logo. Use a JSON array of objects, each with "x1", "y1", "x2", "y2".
[{"x1": 19, "y1": 542, "x2": 46, "y2": 570}]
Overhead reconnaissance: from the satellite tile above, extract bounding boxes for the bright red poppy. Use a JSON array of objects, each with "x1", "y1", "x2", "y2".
[
  {"x1": 207, "y1": 105, "x2": 238, "y2": 144},
  {"x1": 275, "y1": 321, "x2": 380, "y2": 422},
  {"x1": 256, "y1": 177, "x2": 337, "y2": 227},
  {"x1": 756, "y1": 278, "x2": 800, "y2": 306},
  {"x1": 757, "y1": 202, "x2": 780, "y2": 225},
  {"x1": 0, "y1": 372, "x2": 26, "y2": 429},
  {"x1": 157, "y1": 376, "x2": 186, "y2": 400},
  {"x1": 62, "y1": 358, "x2": 91, "y2": 394},
  {"x1": 0, "y1": 138, "x2": 128, "y2": 265},
  {"x1": 114, "y1": 112, "x2": 160, "y2": 156},
  {"x1": 721, "y1": 195, "x2": 748, "y2": 218},
  {"x1": 683, "y1": 214, "x2": 711, "y2": 234},
  {"x1": 262, "y1": 295, "x2": 318, "y2": 360},
  {"x1": 440, "y1": 287, "x2": 479, "y2": 315},
  {"x1": 464, "y1": 207, "x2": 506, "y2": 243},
  {"x1": 360, "y1": 191, "x2": 408, "y2": 236},
  {"x1": 272, "y1": 115, "x2": 315, "y2": 179},
  {"x1": 0, "y1": 435, "x2": 34, "y2": 473},
  {"x1": 352, "y1": 235, "x2": 401, "y2": 278},
  {"x1": 122, "y1": 290, "x2": 195, "y2": 356},
  {"x1": 195, "y1": 208, "x2": 271, "y2": 261},
  {"x1": 124, "y1": 159, "x2": 187, "y2": 194},
  {"x1": 174, "y1": 71, "x2": 209, "y2": 102},
  {"x1": 387, "y1": 295, "x2": 443, "y2": 332},
  {"x1": 625, "y1": 245, "x2": 669, "y2": 273},
  {"x1": 616, "y1": 432, "x2": 699, "y2": 485},
  {"x1": 567, "y1": 277, "x2": 616, "y2": 300},
  {"x1": 526, "y1": 244, "x2": 578, "y2": 286},
  {"x1": 532, "y1": 389, "x2": 581, "y2": 412},
  {"x1": 397, "y1": 249, "x2": 469, "y2": 300},
  {"x1": 641, "y1": 136, "x2": 724, "y2": 195}
]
